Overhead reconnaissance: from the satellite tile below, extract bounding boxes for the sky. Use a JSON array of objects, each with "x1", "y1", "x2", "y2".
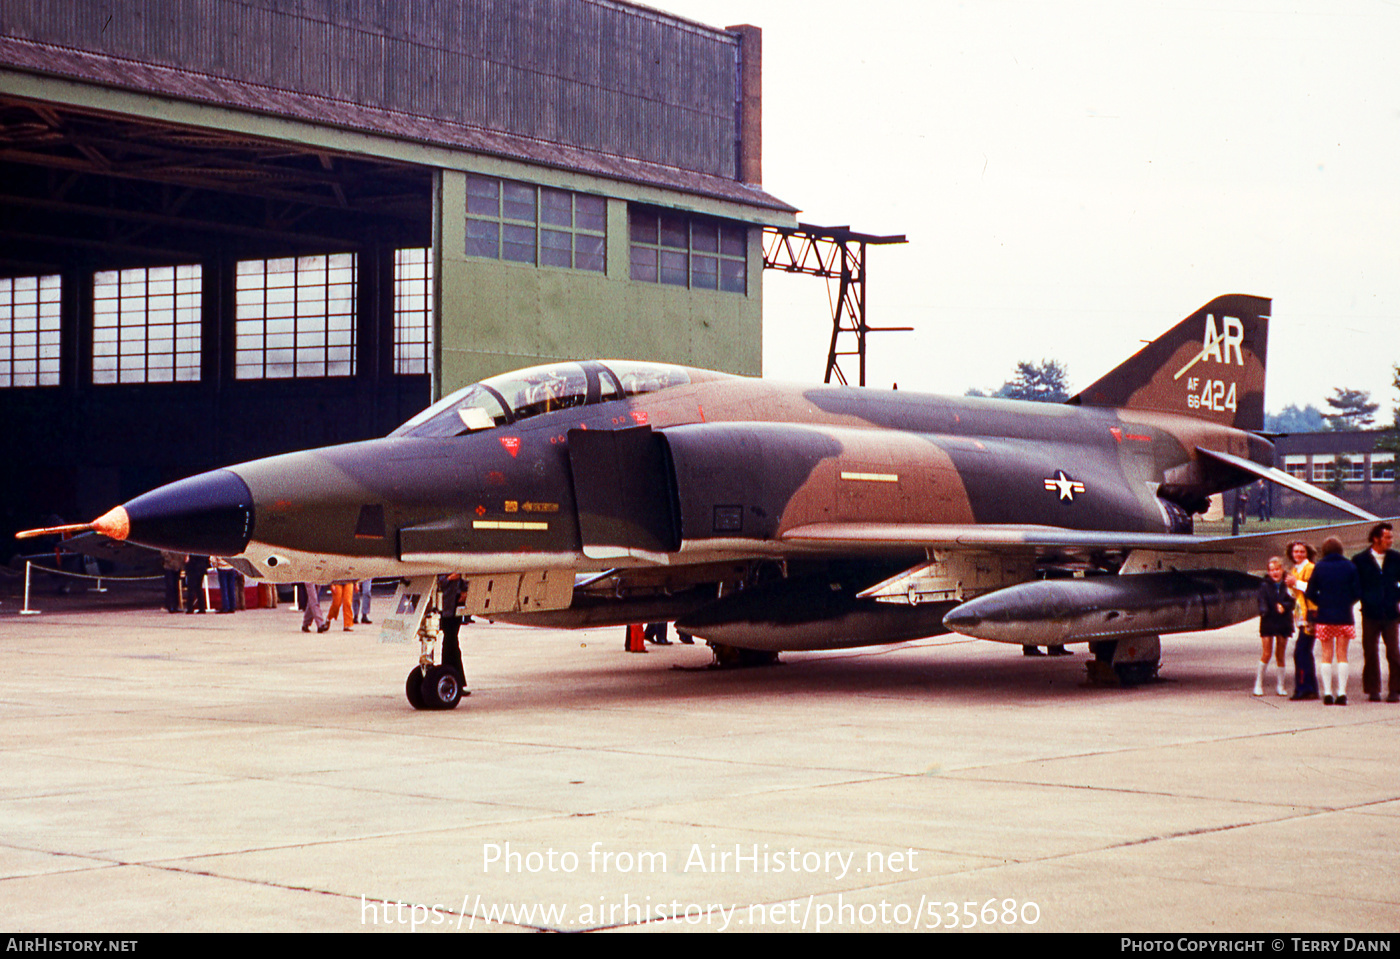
[{"x1": 663, "y1": 0, "x2": 1400, "y2": 420}]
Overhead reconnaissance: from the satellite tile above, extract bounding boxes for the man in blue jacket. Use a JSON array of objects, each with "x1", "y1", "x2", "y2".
[{"x1": 1353, "y1": 522, "x2": 1400, "y2": 703}]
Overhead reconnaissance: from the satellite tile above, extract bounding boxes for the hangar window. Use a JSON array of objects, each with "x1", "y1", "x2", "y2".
[
  {"x1": 394, "y1": 248, "x2": 433, "y2": 375},
  {"x1": 628, "y1": 208, "x2": 747, "y2": 294},
  {"x1": 92, "y1": 266, "x2": 201, "y2": 384},
  {"x1": 235, "y1": 254, "x2": 357, "y2": 379},
  {"x1": 1372, "y1": 453, "x2": 1395, "y2": 482},
  {"x1": 465, "y1": 175, "x2": 606, "y2": 272},
  {"x1": 0, "y1": 274, "x2": 61, "y2": 387}
]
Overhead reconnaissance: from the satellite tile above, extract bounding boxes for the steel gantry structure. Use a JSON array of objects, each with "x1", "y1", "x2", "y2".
[{"x1": 761, "y1": 222, "x2": 908, "y2": 386}]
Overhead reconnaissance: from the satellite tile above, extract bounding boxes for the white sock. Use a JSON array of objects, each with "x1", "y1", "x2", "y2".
[
  {"x1": 1254, "y1": 662, "x2": 1266, "y2": 695},
  {"x1": 1277, "y1": 668, "x2": 1288, "y2": 695},
  {"x1": 1320, "y1": 663, "x2": 1333, "y2": 697},
  {"x1": 1337, "y1": 662, "x2": 1349, "y2": 696}
]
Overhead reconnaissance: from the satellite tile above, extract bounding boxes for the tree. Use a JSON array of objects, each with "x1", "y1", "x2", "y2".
[
  {"x1": 1391, "y1": 362, "x2": 1400, "y2": 430},
  {"x1": 1265, "y1": 404, "x2": 1326, "y2": 433},
  {"x1": 1377, "y1": 363, "x2": 1400, "y2": 455},
  {"x1": 1321, "y1": 387, "x2": 1378, "y2": 431},
  {"x1": 992, "y1": 360, "x2": 1070, "y2": 403}
]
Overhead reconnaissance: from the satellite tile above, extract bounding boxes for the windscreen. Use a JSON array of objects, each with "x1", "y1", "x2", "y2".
[{"x1": 390, "y1": 362, "x2": 589, "y2": 437}]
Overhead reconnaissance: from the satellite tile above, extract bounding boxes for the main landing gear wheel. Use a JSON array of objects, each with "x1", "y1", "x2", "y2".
[
  {"x1": 1086, "y1": 636, "x2": 1161, "y2": 687},
  {"x1": 708, "y1": 643, "x2": 781, "y2": 669},
  {"x1": 420, "y1": 664, "x2": 463, "y2": 710}
]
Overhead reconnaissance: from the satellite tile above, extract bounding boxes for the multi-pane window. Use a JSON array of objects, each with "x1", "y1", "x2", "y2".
[
  {"x1": 0, "y1": 274, "x2": 61, "y2": 387},
  {"x1": 1338, "y1": 456, "x2": 1366, "y2": 483},
  {"x1": 394, "y1": 248, "x2": 433, "y2": 375},
  {"x1": 1311, "y1": 455, "x2": 1334, "y2": 483},
  {"x1": 235, "y1": 254, "x2": 356, "y2": 379},
  {"x1": 1372, "y1": 453, "x2": 1395, "y2": 483},
  {"x1": 1282, "y1": 456, "x2": 1308, "y2": 480},
  {"x1": 92, "y1": 266, "x2": 201, "y2": 384},
  {"x1": 629, "y1": 208, "x2": 747, "y2": 293},
  {"x1": 465, "y1": 175, "x2": 606, "y2": 272}
]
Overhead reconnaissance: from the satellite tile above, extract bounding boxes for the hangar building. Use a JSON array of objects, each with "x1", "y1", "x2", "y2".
[{"x1": 0, "y1": 0, "x2": 797, "y2": 548}]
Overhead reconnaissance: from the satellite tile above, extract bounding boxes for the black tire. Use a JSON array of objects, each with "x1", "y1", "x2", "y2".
[
  {"x1": 405, "y1": 667, "x2": 428, "y2": 710},
  {"x1": 421, "y1": 665, "x2": 462, "y2": 710},
  {"x1": 1113, "y1": 661, "x2": 1159, "y2": 686}
]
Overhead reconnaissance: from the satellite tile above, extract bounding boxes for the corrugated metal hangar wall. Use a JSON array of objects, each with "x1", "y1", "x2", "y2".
[{"x1": 0, "y1": 0, "x2": 798, "y2": 551}]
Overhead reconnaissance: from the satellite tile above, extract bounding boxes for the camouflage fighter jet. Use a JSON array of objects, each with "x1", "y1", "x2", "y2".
[{"x1": 19, "y1": 294, "x2": 1389, "y2": 708}]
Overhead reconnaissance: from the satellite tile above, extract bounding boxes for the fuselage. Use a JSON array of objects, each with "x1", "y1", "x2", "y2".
[{"x1": 113, "y1": 360, "x2": 1272, "y2": 585}]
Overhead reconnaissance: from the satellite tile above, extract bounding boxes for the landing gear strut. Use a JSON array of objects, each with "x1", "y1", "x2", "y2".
[{"x1": 405, "y1": 595, "x2": 469, "y2": 710}]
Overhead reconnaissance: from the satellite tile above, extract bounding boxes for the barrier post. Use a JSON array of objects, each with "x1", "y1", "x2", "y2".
[{"x1": 20, "y1": 561, "x2": 41, "y2": 615}]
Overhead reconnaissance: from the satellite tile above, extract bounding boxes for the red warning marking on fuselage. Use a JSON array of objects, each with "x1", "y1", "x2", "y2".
[
  {"x1": 500, "y1": 436, "x2": 521, "y2": 457},
  {"x1": 630, "y1": 410, "x2": 649, "y2": 425}
]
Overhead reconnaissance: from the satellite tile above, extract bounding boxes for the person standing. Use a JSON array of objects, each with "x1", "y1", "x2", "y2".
[
  {"x1": 356, "y1": 579, "x2": 373, "y2": 625},
  {"x1": 1255, "y1": 480, "x2": 1272, "y2": 523},
  {"x1": 1306, "y1": 537, "x2": 1361, "y2": 705},
  {"x1": 1231, "y1": 487, "x2": 1248, "y2": 535},
  {"x1": 161, "y1": 550, "x2": 185, "y2": 613},
  {"x1": 301, "y1": 583, "x2": 329, "y2": 633},
  {"x1": 213, "y1": 556, "x2": 239, "y2": 614},
  {"x1": 1285, "y1": 541, "x2": 1319, "y2": 701},
  {"x1": 439, "y1": 573, "x2": 468, "y2": 685},
  {"x1": 184, "y1": 554, "x2": 210, "y2": 614},
  {"x1": 1352, "y1": 522, "x2": 1400, "y2": 703},
  {"x1": 328, "y1": 581, "x2": 355, "y2": 631},
  {"x1": 1255, "y1": 558, "x2": 1294, "y2": 696}
]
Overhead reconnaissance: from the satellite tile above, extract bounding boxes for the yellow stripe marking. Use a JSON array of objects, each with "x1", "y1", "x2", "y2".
[
  {"x1": 840, "y1": 471, "x2": 899, "y2": 483},
  {"x1": 473, "y1": 521, "x2": 549, "y2": 531}
]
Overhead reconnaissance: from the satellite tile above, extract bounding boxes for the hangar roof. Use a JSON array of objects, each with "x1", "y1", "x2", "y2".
[{"x1": 0, "y1": 0, "x2": 797, "y2": 216}]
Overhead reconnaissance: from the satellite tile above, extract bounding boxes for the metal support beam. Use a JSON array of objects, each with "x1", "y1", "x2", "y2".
[{"x1": 761, "y1": 223, "x2": 908, "y2": 386}]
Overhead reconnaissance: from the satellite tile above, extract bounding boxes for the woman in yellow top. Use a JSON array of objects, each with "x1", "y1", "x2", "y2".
[{"x1": 1285, "y1": 540, "x2": 1318, "y2": 700}]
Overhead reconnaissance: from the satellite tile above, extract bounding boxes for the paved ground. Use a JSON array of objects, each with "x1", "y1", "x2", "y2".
[{"x1": 1, "y1": 580, "x2": 1398, "y2": 933}]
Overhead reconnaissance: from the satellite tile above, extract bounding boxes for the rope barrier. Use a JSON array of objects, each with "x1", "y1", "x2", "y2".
[
  {"x1": 18, "y1": 560, "x2": 168, "y2": 616},
  {"x1": 19, "y1": 563, "x2": 162, "y2": 583}
]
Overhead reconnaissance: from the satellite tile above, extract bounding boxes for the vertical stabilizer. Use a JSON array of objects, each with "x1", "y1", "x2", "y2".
[{"x1": 1068, "y1": 294, "x2": 1270, "y2": 431}]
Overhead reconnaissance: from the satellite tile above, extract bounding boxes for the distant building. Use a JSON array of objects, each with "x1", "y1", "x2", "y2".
[{"x1": 1271, "y1": 430, "x2": 1398, "y2": 520}]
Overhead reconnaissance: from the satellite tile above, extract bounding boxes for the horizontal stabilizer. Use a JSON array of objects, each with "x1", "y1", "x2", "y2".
[{"x1": 1197, "y1": 447, "x2": 1378, "y2": 521}]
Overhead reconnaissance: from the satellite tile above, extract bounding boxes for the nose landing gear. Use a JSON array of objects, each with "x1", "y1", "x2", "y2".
[{"x1": 404, "y1": 595, "x2": 469, "y2": 710}]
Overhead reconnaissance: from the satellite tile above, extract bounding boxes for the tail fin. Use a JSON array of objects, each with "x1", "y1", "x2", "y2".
[{"x1": 1068, "y1": 294, "x2": 1270, "y2": 431}]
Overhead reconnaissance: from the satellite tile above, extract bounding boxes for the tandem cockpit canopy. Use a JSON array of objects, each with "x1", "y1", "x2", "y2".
[{"x1": 390, "y1": 360, "x2": 694, "y2": 438}]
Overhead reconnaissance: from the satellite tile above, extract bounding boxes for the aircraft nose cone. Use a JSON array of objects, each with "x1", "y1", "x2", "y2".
[
  {"x1": 120, "y1": 469, "x2": 255, "y2": 556},
  {"x1": 941, "y1": 606, "x2": 982, "y2": 632}
]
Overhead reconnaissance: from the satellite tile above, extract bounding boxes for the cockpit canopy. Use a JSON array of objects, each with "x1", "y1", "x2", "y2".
[{"x1": 390, "y1": 360, "x2": 693, "y2": 438}]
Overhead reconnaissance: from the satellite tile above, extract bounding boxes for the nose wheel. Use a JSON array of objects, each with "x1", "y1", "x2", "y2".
[
  {"x1": 407, "y1": 665, "x2": 466, "y2": 710},
  {"x1": 405, "y1": 668, "x2": 427, "y2": 709}
]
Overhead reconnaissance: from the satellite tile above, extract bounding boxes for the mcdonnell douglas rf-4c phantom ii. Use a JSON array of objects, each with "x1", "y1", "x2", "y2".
[{"x1": 22, "y1": 295, "x2": 1390, "y2": 708}]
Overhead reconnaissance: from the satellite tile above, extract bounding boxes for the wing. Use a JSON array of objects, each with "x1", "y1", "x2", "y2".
[{"x1": 780, "y1": 517, "x2": 1394, "y2": 573}]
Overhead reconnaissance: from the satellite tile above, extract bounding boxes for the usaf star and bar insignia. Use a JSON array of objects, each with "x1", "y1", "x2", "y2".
[{"x1": 1044, "y1": 470, "x2": 1087, "y2": 501}]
